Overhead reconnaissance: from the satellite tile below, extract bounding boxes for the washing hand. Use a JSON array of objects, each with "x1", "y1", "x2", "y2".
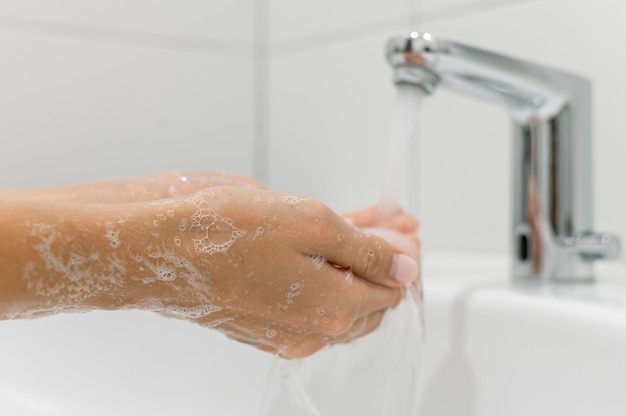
[{"x1": 0, "y1": 175, "x2": 420, "y2": 359}]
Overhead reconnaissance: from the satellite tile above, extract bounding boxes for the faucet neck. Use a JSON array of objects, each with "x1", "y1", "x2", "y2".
[{"x1": 387, "y1": 32, "x2": 619, "y2": 281}]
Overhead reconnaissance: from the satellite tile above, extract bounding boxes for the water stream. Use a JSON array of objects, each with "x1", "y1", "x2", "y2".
[
  {"x1": 380, "y1": 84, "x2": 426, "y2": 216},
  {"x1": 260, "y1": 84, "x2": 426, "y2": 416}
]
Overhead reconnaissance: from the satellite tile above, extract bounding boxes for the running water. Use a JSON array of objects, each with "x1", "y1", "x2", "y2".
[
  {"x1": 259, "y1": 84, "x2": 427, "y2": 416},
  {"x1": 378, "y1": 83, "x2": 427, "y2": 328},
  {"x1": 380, "y1": 84, "x2": 426, "y2": 217}
]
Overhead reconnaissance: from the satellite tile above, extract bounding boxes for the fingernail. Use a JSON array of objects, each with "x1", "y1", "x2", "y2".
[{"x1": 390, "y1": 253, "x2": 419, "y2": 284}]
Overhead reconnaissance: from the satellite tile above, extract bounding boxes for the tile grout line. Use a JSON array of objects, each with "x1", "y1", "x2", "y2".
[
  {"x1": 413, "y1": 0, "x2": 544, "y2": 27},
  {"x1": 0, "y1": 0, "x2": 540, "y2": 59},
  {"x1": 0, "y1": 15, "x2": 253, "y2": 57},
  {"x1": 270, "y1": 0, "x2": 543, "y2": 58}
]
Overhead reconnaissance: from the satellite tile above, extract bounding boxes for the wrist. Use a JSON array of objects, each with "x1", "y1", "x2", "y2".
[{"x1": 0, "y1": 201, "x2": 146, "y2": 318}]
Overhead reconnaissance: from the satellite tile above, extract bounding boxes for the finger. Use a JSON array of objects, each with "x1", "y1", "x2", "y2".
[
  {"x1": 281, "y1": 262, "x2": 400, "y2": 335},
  {"x1": 380, "y1": 214, "x2": 420, "y2": 234},
  {"x1": 342, "y1": 204, "x2": 402, "y2": 227},
  {"x1": 207, "y1": 319, "x2": 308, "y2": 357},
  {"x1": 295, "y1": 260, "x2": 402, "y2": 335},
  {"x1": 343, "y1": 205, "x2": 419, "y2": 237},
  {"x1": 279, "y1": 333, "x2": 332, "y2": 359},
  {"x1": 351, "y1": 275, "x2": 404, "y2": 317},
  {"x1": 199, "y1": 172, "x2": 266, "y2": 189},
  {"x1": 341, "y1": 206, "x2": 373, "y2": 227},
  {"x1": 404, "y1": 233, "x2": 421, "y2": 249},
  {"x1": 330, "y1": 309, "x2": 387, "y2": 346},
  {"x1": 281, "y1": 310, "x2": 390, "y2": 358},
  {"x1": 322, "y1": 221, "x2": 420, "y2": 288},
  {"x1": 360, "y1": 227, "x2": 419, "y2": 260}
]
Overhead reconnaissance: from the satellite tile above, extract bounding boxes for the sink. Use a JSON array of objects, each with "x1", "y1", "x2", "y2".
[
  {"x1": 1, "y1": 253, "x2": 626, "y2": 415},
  {"x1": 0, "y1": 310, "x2": 273, "y2": 415},
  {"x1": 417, "y1": 253, "x2": 626, "y2": 416}
]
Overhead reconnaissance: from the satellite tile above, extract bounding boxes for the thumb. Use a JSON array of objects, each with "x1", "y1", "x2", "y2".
[{"x1": 361, "y1": 227, "x2": 419, "y2": 261}]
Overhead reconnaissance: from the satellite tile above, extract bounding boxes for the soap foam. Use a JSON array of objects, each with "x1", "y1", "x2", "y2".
[
  {"x1": 164, "y1": 304, "x2": 222, "y2": 319},
  {"x1": 132, "y1": 250, "x2": 204, "y2": 287},
  {"x1": 186, "y1": 193, "x2": 246, "y2": 255},
  {"x1": 281, "y1": 195, "x2": 311, "y2": 206},
  {"x1": 25, "y1": 222, "x2": 126, "y2": 307},
  {"x1": 310, "y1": 254, "x2": 325, "y2": 271}
]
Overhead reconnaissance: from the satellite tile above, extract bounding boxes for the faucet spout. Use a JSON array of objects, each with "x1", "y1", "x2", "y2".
[{"x1": 386, "y1": 32, "x2": 620, "y2": 281}]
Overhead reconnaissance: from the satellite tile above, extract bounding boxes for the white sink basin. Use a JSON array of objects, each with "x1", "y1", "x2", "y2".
[
  {"x1": 417, "y1": 254, "x2": 626, "y2": 416},
  {"x1": 1, "y1": 253, "x2": 626, "y2": 415}
]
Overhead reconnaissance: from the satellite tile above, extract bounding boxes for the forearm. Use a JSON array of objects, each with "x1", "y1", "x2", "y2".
[
  {"x1": 0, "y1": 185, "x2": 421, "y2": 358},
  {"x1": 0, "y1": 201, "x2": 145, "y2": 319},
  {"x1": 0, "y1": 192, "x2": 234, "y2": 320},
  {"x1": 0, "y1": 179, "x2": 159, "y2": 204},
  {"x1": 0, "y1": 171, "x2": 265, "y2": 205}
]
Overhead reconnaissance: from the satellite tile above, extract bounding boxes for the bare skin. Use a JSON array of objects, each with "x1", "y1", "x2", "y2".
[
  {"x1": 0, "y1": 172, "x2": 420, "y2": 359},
  {"x1": 0, "y1": 171, "x2": 265, "y2": 203}
]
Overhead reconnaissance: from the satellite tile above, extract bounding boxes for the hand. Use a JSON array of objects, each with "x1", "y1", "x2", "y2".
[
  {"x1": 342, "y1": 203, "x2": 420, "y2": 249},
  {"x1": 1, "y1": 171, "x2": 264, "y2": 204},
  {"x1": 132, "y1": 187, "x2": 419, "y2": 358},
  {"x1": 2, "y1": 185, "x2": 420, "y2": 359},
  {"x1": 343, "y1": 203, "x2": 422, "y2": 303}
]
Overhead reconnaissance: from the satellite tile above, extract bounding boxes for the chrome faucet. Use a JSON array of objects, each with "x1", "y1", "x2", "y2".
[{"x1": 386, "y1": 32, "x2": 620, "y2": 281}]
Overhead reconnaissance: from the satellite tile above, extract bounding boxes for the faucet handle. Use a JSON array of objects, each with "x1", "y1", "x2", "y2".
[{"x1": 557, "y1": 232, "x2": 621, "y2": 261}]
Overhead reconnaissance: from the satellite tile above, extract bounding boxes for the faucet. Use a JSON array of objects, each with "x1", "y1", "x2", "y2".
[{"x1": 386, "y1": 32, "x2": 620, "y2": 282}]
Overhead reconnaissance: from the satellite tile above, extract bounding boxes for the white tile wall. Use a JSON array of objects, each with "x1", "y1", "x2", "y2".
[
  {"x1": 269, "y1": 0, "x2": 410, "y2": 45},
  {"x1": 419, "y1": 0, "x2": 539, "y2": 19},
  {"x1": 268, "y1": 31, "x2": 399, "y2": 210},
  {"x1": 0, "y1": 5, "x2": 256, "y2": 189}
]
